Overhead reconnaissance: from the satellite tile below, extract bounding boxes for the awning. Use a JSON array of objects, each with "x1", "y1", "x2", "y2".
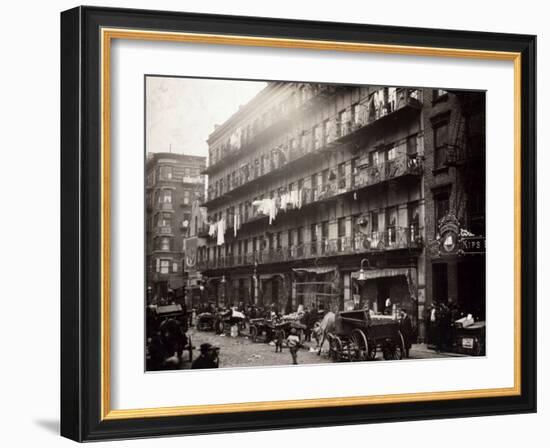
[
  {"x1": 293, "y1": 266, "x2": 336, "y2": 275},
  {"x1": 350, "y1": 267, "x2": 414, "y2": 281}
]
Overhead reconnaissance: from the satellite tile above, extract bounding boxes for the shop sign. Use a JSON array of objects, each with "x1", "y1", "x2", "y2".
[
  {"x1": 431, "y1": 213, "x2": 485, "y2": 257},
  {"x1": 461, "y1": 236, "x2": 486, "y2": 254}
]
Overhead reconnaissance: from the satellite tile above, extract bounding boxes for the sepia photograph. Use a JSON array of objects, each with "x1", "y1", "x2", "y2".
[{"x1": 144, "y1": 76, "x2": 486, "y2": 371}]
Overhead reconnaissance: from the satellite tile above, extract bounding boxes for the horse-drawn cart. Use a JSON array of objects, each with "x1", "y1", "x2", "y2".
[
  {"x1": 327, "y1": 309, "x2": 405, "y2": 362},
  {"x1": 249, "y1": 317, "x2": 306, "y2": 343},
  {"x1": 196, "y1": 312, "x2": 216, "y2": 331}
]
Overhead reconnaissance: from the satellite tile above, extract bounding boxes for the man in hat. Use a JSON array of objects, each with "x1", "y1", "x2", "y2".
[
  {"x1": 399, "y1": 308, "x2": 414, "y2": 358},
  {"x1": 191, "y1": 343, "x2": 219, "y2": 369}
]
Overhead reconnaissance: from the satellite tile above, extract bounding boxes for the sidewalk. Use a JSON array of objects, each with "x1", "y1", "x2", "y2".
[{"x1": 410, "y1": 343, "x2": 468, "y2": 358}]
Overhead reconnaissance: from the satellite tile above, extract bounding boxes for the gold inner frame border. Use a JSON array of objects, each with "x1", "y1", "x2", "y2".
[{"x1": 100, "y1": 27, "x2": 522, "y2": 421}]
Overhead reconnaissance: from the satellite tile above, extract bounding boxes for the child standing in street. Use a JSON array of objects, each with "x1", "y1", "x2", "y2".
[
  {"x1": 286, "y1": 328, "x2": 301, "y2": 365},
  {"x1": 274, "y1": 328, "x2": 284, "y2": 353}
]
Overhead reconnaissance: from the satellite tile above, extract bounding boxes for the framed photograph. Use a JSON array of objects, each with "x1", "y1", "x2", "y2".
[{"x1": 60, "y1": 6, "x2": 536, "y2": 441}]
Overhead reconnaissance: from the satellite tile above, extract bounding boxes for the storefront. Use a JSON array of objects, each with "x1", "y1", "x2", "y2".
[{"x1": 351, "y1": 267, "x2": 418, "y2": 322}]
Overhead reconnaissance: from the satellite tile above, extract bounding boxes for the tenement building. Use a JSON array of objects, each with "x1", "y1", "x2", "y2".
[
  {"x1": 423, "y1": 89, "x2": 486, "y2": 334},
  {"x1": 145, "y1": 152, "x2": 206, "y2": 303},
  {"x1": 197, "y1": 82, "x2": 485, "y2": 336}
]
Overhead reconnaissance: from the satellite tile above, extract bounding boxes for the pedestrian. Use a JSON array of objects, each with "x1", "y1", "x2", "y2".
[
  {"x1": 191, "y1": 343, "x2": 219, "y2": 369},
  {"x1": 301, "y1": 307, "x2": 311, "y2": 342},
  {"x1": 274, "y1": 328, "x2": 284, "y2": 353},
  {"x1": 399, "y1": 309, "x2": 413, "y2": 358},
  {"x1": 287, "y1": 328, "x2": 301, "y2": 365},
  {"x1": 384, "y1": 297, "x2": 392, "y2": 315},
  {"x1": 159, "y1": 317, "x2": 186, "y2": 359}
]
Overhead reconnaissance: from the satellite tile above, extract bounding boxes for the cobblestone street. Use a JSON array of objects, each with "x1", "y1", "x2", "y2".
[{"x1": 177, "y1": 326, "x2": 466, "y2": 370}]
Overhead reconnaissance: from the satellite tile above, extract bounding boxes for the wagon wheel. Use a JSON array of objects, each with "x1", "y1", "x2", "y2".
[
  {"x1": 382, "y1": 332, "x2": 405, "y2": 360},
  {"x1": 329, "y1": 335, "x2": 344, "y2": 362},
  {"x1": 351, "y1": 329, "x2": 369, "y2": 362},
  {"x1": 250, "y1": 326, "x2": 258, "y2": 342}
]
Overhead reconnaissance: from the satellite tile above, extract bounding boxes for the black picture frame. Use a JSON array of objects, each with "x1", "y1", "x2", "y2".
[{"x1": 61, "y1": 5, "x2": 536, "y2": 442}]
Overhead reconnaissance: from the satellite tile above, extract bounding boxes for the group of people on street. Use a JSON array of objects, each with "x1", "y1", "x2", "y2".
[
  {"x1": 146, "y1": 293, "x2": 422, "y2": 370},
  {"x1": 146, "y1": 306, "x2": 190, "y2": 371},
  {"x1": 425, "y1": 300, "x2": 470, "y2": 352}
]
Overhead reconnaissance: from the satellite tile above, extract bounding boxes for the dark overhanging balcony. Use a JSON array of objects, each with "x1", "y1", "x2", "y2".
[
  {"x1": 202, "y1": 87, "x2": 423, "y2": 209},
  {"x1": 207, "y1": 152, "x2": 423, "y2": 234},
  {"x1": 197, "y1": 227, "x2": 423, "y2": 272},
  {"x1": 202, "y1": 84, "x2": 339, "y2": 176}
]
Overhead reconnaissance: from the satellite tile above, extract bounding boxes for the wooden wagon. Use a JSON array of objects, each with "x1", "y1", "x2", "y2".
[
  {"x1": 327, "y1": 309, "x2": 405, "y2": 362},
  {"x1": 249, "y1": 317, "x2": 306, "y2": 343}
]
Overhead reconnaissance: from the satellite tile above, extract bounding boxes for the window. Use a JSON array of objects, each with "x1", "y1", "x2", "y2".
[
  {"x1": 338, "y1": 109, "x2": 348, "y2": 137},
  {"x1": 387, "y1": 145, "x2": 397, "y2": 161},
  {"x1": 159, "y1": 259, "x2": 170, "y2": 274},
  {"x1": 352, "y1": 103, "x2": 362, "y2": 125},
  {"x1": 311, "y1": 173, "x2": 318, "y2": 199},
  {"x1": 435, "y1": 193, "x2": 450, "y2": 235},
  {"x1": 434, "y1": 121, "x2": 449, "y2": 169},
  {"x1": 183, "y1": 190, "x2": 190, "y2": 205},
  {"x1": 338, "y1": 162, "x2": 346, "y2": 189},
  {"x1": 160, "y1": 189, "x2": 172, "y2": 203},
  {"x1": 337, "y1": 217, "x2": 346, "y2": 252},
  {"x1": 408, "y1": 202, "x2": 420, "y2": 243},
  {"x1": 310, "y1": 224, "x2": 317, "y2": 255},
  {"x1": 321, "y1": 221, "x2": 329, "y2": 253},
  {"x1": 370, "y1": 151, "x2": 380, "y2": 166},
  {"x1": 160, "y1": 237, "x2": 170, "y2": 251},
  {"x1": 321, "y1": 169, "x2": 329, "y2": 186},
  {"x1": 313, "y1": 125, "x2": 322, "y2": 149},
  {"x1": 172, "y1": 262, "x2": 178, "y2": 273},
  {"x1": 297, "y1": 227, "x2": 304, "y2": 256},
  {"x1": 159, "y1": 165, "x2": 173, "y2": 180},
  {"x1": 157, "y1": 212, "x2": 171, "y2": 227},
  {"x1": 371, "y1": 211, "x2": 379, "y2": 233},
  {"x1": 276, "y1": 231, "x2": 282, "y2": 249},
  {"x1": 323, "y1": 119, "x2": 330, "y2": 144},
  {"x1": 338, "y1": 217, "x2": 346, "y2": 237},
  {"x1": 300, "y1": 132, "x2": 307, "y2": 152},
  {"x1": 386, "y1": 207, "x2": 398, "y2": 245},
  {"x1": 290, "y1": 138, "x2": 296, "y2": 153},
  {"x1": 352, "y1": 215, "x2": 363, "y2": 250},
  {"x1": 407, "y1": 133, "x2": 418, "y2": 155}
]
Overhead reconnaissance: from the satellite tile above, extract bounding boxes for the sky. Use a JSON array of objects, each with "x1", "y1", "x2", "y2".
[{"x1": 146, "y1": 76, "x2": 267, "y2": 157}]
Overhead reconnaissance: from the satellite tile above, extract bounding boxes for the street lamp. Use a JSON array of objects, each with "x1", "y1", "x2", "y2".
[
  {"x1": 357, "y1": 258, "x2": 372, "y2": 282},
  {"x1": 220, "y1": 275, "x2": 227, "y2": 307}
]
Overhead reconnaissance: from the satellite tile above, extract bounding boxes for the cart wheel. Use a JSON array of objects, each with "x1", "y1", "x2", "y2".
[
  {"x1": 250, "y1": 326, "x2": 258, "y2": 342},
  {"x1": 329, "y1": 335, "x2": 343, "y2": 362},
  {"x1": 383, "y1": 333, "x2": 405, "y2": 360},
  {"x1": 395, "y1": 331, "x2": 405, "y2": 360},
  {"x1": 351, "y1": 329, "x2": 369, "y2": 362}
]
